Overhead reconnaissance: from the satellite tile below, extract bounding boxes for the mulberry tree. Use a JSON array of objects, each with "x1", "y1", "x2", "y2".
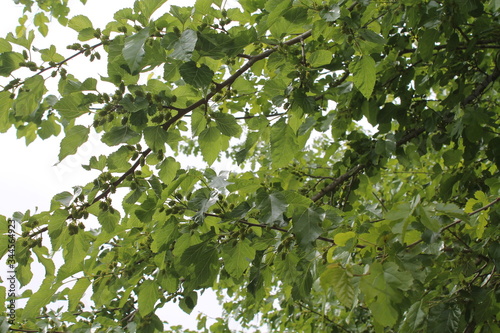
[{"x1": 1, "y1": 0, "x2": 500, "y2": 331}]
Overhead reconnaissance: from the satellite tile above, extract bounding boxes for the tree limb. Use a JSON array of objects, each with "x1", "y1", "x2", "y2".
[
  {"x1": 311, "y1": 65, "x2": 500, "y2": 202},
  {"x1": 462, "y1": 66, "x2": 500, "y2": 106},
  {"x1": 311, "y1": 165, "x2": 364, "y2": 202},
  {"x1": 407, "y1": 197, "x2": 500, "y2": 248}
]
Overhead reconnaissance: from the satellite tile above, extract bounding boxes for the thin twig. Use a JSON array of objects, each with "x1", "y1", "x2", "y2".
[
  {"x1": 372, "y1": 191, "x2": 388, "y2": 212},
  {"x1": 26, "y1": 30, "x2": 315, "y2": 238},
  {"x1": 311, "y1": 64, "x2": 500, "y2": 202},
  {"x1": 311, "y1": 165, "x2": 364, "y2": 202},
  {"x1": 407, "y1": 197, "x2": 500, "y2": 248}
]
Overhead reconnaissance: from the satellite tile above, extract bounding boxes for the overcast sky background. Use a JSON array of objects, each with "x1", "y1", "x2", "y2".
[{"x1": 0, "y1": 0, "x2": 240, "y2": 330}]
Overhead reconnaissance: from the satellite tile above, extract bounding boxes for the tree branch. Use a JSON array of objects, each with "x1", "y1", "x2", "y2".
[
  {"x1": 206, "y1": 213, "x2": 338, "y2": 244},
  {"x1": 462, "y1": 66, "x2": 500, "y2": 106},
  {"x1": 311, "y1": 165, "x2": 364, "y2": 202},
  {"x1": 311, "y1": 64, "x2": 500, "y2": 202},
  {"x1": 26, "y1": 31, "x2": 315, "y2": 238},
  {"x1": 4, "y1": 42, "x2": 104, "y2": 91},
  {"x1": 407, "y1": 197, "x2": 500, "y2": 248}
]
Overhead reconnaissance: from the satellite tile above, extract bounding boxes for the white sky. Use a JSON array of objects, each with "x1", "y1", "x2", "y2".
[{"x1": 0, "y1": 0, "x2": 239, "y2": 330}]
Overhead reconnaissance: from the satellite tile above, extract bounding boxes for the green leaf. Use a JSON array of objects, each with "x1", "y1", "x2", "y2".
[
  {"x1": 58, "y1": 125, "x2": 90, "y2": 161},
  {"x1": 270, "y1": 119, "x2": 299, "y2": 168},
  {"x1": 166, "y1": 29, "x2": 197, "y2": 61},
  {"x1": 151, "y1": 217, "x2": 178, "y2": 252},
  {"x1": 400, "y1": 300, "x2": 426, "y2": 332},
  {"x1": 87, "y1": 155, "x2": 106, "y2": 171},
  {"x1": 33, "y1": 244, "x2": 55, "y2": 276},
  {"x1": 436, "y1": 202, "x2": 468, "y2": 220},
  {"x1": 195, "y1": 0, "x2": 214, "y2": 14},
  {"x1": 291, "y1": 90, "x2": 315, "y2": 116},
  {"x1": 170, "y1": 5, "x2": 191, "y2": 25},
  {"x1": 427, "y1": 303, "x2": 461, "y2": 333},
  {"x1": 442, "y1": 149, "x2": 462, "y2": 167},
  {"x1": 98, "y1": 209, "x2": 120, "y2": 233},
  {"x1": 101, "y1": 126, "x2": 140, "y2": 146},
  {"x1": 187, "y1": 188, "x2": 216, "y2": 224},
  {"x1": 59, "y1": 232, "x2": 88, "y2": 280},
  {"x1": 265, "y1": 0, "x2": 292, "y2": 24},
  {"x1": 256, "y1": 189, "x2": 288, "y2": 225},
  {"x1": 199, "y1": 126, "x2": 222, "y2": 165},
  {"x1": 320, "y1": 265, "x2": 355, "y2": 308},
  {"x1": 292, "y1": 206, "x2": 323, "y2": 247},
  {"x1": 181, "y1": 242, "x2": 219, "y2": 288},
  {"x1": 158, "y1": 157, "x2": 180, "y2": 184},
  {"x1": 14, "y1": 75, "x2": 46, "y2": 117},
  {"x1": 0, "y1": 91, "x2": 13, "y2": 132},
  {"x1": 107, "y1": 146, "x2": 133, "y2": 172},
  {"x1": 416, "y1": 205, "x2": 440, "y2": 232},
  {"x1": 213, "y1": 112, "x2": 241, "y2": 137},
  {"x1": 53, "y1": 191, "x2": 74, "y2": 207},
  {"x1": 191, "y1": 110, "x2": 207, "y2": 136},
  {"x1": 22, "y1": 276, "x2": 60, "y2": 320},
  {"x1": 0, "y1": 38, "x2": 11, "y2": 52},
  {"x1": 418, "y1": 29, "x2": 439, "y2": 61},
  {"x1": 360, "y1": 262, "x2": 413, "y2": 327},
  {"x1": 78, "y1": 27, "x2": 95, "y2": 41},
  {"x1": 179, "y1": 61, "x2": 214, "y2": 88},
  {"x1": 334, "y1": 231, "x2": 356, "y2": 247},
  {"x1": 123, "y1": 27, "x2": 150, "y2": 74},
  {"x1": 270, "y1": 16, "x2": 303, "y2": 39},
  {"x1": 68, "y1": 15, "x2": 93, "y2": 32},
  {"x1": 163, "y1": 61, "x2": 181, "y2": 81},
  {"x1": 276, "y1": 251, "x2": 300, "y2": 282},
  {"x1": 143, "y1": 126, "x2": 168, "y2": 152},
  {"x1": 179, "y1": 291, "x2": 198, "y2": 314},
  {"x1": 308, "y1": 50, "x2": 332, "y2": 67},
  {"x1": 351, "y1": 55, "x2": 376, "y2": 99},
  {"x1": 136, "y1": 0, "x2": 168, "y2": 20},
  {"x1": 38, "y1": 115, "x2": 61, "y2": 139},
  {"x1": 321, "y1": 4, "x2": 340, "y2": 22},
  {"x1": 359, "y1": 29, "x2": 386, "y2": 45},
  {"x1": 138, "y1": 280, "x2": 159, "y2": 316},
  {"x1": 0, "y1": 52, "x2": 24, "y2": 76},
  {"x1": 54, "y1": 93, "x2": 89, "y2": 119},
  {"x1": 60, "y1": 77, "x2": 97, "y2": 94},
  {"x1": 68, "y1": 278, "x2": 91, "y2": 312},
  {"x1": 48, "y1": 209, "x2": 67, "y2": 249},
  {"x1": 40, "y1": 45, "x2": 65, "y2": 62},
  {"x1": 222, "y1": 239, "x2": 256, "y2": 278},
  {"x1": 385, "y1": 202, "x2": 412, "y2": 222}
]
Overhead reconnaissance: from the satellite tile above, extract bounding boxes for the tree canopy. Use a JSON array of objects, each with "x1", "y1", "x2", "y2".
[{"x1": 1, "y1": 0, "x2": 500, "y2": 331}]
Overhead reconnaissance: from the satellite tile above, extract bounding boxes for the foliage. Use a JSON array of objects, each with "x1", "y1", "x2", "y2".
[{"x1": 1, "y1": 0, "x2": 500, "y2": 331}]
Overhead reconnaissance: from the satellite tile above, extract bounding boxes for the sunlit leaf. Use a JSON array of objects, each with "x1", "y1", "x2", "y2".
[
  {"x1": 68, "y1": 15, "x2": 93, "y2": 32},
  {"x1": 213, "y1": 112, "x2": 241, "y2": 137},
  {"x1": 351, "y1": 55, "x2": 376, "y2": 99},
  {"x1": 270, "y1": 119, "x2": 298, "y2": 168},
  {"x1": 138, "y1": 280, "x2": 159, "y2": 316},
  {"x1": 143, "y1": 125, "x2": 168, "y2": 152},
  {"x1": 199, "y1": 126, "x2": 222, "y2": 165},
  {"x1": 58, "y1": 125, "x2": 89, "y2": 161},
  {"x1": 222, "y1": 239, "x2": 256, "y2": 278},
  {"x1": 320, "y1": 265, "x2": 355, "y2": 307}
]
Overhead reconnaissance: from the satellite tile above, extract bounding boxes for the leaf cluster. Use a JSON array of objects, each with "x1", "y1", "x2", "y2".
[{"x1": 1, "y1": 0, "x2": 500, "y2": 332}]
